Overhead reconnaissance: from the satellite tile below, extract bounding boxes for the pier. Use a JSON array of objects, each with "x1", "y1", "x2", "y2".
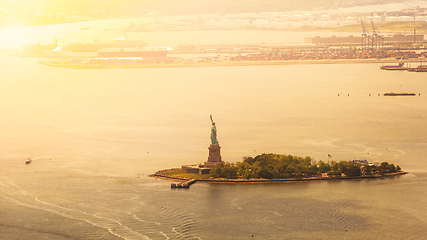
[{"x1": 171, "y1": 179, "x2": 197, "y2": 189}]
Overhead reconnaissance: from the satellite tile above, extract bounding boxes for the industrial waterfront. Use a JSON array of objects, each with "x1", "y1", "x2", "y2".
[{"x1": 3, "y1": 8, "x2": 427, "y2": 70}]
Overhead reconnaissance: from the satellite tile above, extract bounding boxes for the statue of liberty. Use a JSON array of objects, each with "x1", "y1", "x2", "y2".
[{"x1": 210, "y1": 115, "x2": 219, "y2": 146}]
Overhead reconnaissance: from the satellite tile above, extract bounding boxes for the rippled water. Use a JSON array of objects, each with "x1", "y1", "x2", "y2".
[
  {"x1": 1, "y1": 19, "x2": 427, "y2": 239},
  {"x1": 1, "y1": 53, "x2": 427, "y2": 239}
]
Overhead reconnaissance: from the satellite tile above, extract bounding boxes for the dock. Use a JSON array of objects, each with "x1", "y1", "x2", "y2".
[{"x1": 171, "y1": 179, "x2": 197, "y2": 189}]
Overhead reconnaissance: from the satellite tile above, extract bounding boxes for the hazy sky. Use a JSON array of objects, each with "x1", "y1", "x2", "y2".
[{"x1": 2, "y1": 0, "x2": 414, "y2": 16}]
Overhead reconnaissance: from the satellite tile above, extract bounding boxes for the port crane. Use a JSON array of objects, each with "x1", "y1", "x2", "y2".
[
  {"x1": 361, "y1": 20, "x2": 370, "y2": 50},
  {"x1": 361, "y1": 20, "x2": 371, "y2": 53},
  {"x1": 371, "y1": 20, "x2": 383, "y2": 52}
]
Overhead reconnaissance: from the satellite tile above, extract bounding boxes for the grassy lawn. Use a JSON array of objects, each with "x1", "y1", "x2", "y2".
[{"x1": 163, "y1": 169, "x2": 213, "y2": 179}]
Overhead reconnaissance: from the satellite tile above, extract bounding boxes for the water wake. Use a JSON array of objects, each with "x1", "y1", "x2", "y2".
[{"x1": 0, "y1": 178, "x2": 151, "y2": 240}]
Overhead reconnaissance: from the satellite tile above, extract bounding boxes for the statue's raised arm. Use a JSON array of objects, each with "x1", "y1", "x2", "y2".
[{"x1": 210, "y1": 115, "x2": 219, "y2": 145}]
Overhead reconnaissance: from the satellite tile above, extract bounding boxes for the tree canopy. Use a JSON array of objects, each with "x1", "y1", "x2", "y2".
[{"x1": 211, "y1": 153, "x2": 401, "y2": 179}]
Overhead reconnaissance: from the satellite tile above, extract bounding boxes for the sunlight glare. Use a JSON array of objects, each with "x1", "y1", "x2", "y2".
[{"x1": 0, "y1": 27, "x2": 33, "y2": 50}]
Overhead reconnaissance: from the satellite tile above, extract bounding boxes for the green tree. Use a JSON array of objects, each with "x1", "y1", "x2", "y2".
[
  {"x1": 327, "y1": 170, "x2": 341, "y2": 177},
  {"x1": 364, "y1": 165, "x2": 373, "y2": 175},
  {"x1": 243, "y1": 156, "x2": 255, "y2": 165},
  {"x1": 214, "y1": 153, "x2": 401, "y2": 179},
  {"x1": 337, "y1": 161, "x2": 348, "y2": 174},
  {"x1": 223, "y1": 163, "x2": 238, "y2": 178},
  {"x1": 318, "y1": 160, "x2": 330, "y2": 173},
  {"x1": 308, "y1": 164, "x2": 319, "y2": 176},
  {"x1": 388, "y1": 163, "x2": 396, "y2": 173},
  {"x1": 237, "y1": 161, "x2": 251, "y2": 179},
  {"x1": 379, "y1": 162, "x2": 390, "y2": 174},
  {"x1": 380, "y1": 162, "x2": 389, "y2": 169},
  {"x1": 211, "y1": 163, "x2": 223, "y2": 177},
  {"x1": 345, "y1": 162, "x2": 362, "y2": 177}
]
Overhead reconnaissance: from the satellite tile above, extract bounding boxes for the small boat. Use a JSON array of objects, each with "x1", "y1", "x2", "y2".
[
  {"x1": 384, "y1": 92, "x2": 416, "y2": 96},
  {"x1": 25, "y1": 158, "x2": 32, "y2": 164},
  {"x1": 414, "y1": 65, "x2": 427, "y2": 72},
  {"x1": 380, "y1": 62, "x2": 407, "y2": 70},
  {"x1": 408, "y1": 60, "x2": 427, "y2": 72}
]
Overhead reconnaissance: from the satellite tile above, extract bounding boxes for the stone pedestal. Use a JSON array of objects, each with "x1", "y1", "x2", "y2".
[{"x1": 204, "y1": 144, "x2": 223, "y2": 167}]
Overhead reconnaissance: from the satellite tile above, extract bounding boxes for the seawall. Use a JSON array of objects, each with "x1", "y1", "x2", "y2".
[
  {"x1": 150, "y1": 169, "x2": 408, "y2": 184},
  {"x1": 38, "y1": 58, "x2": 423, "y2": 70}
]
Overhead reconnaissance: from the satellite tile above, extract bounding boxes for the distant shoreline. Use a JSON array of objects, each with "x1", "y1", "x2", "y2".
[
  {"x1": 150, "y1": 168, "x2": 408, "y2": 183},
  {"x1": 38, "y1": 58, "x2": 423, "y2": 69}
]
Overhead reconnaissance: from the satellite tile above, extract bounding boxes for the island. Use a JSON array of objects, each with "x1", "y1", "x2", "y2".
[
  {"x1": 150, "y1": 116, "x2": 406, "y2": 187},
  {"x1": 151, "y1": 153, "x2": 407, "y2": 186}
]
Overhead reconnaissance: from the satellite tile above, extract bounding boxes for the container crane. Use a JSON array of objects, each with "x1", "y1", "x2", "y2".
[
  {"x1": 370, "y1": 20, "x2": 377, "y2": 50},
  {"x1": 361, "y1": 20, "x2": 370, "y2": 51},
  {"x1": 371, "y1": 20, "x2": 383, "y2": 51}
]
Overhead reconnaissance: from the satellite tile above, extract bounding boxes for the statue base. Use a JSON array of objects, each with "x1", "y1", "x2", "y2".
[{"x1": 204, "y1": 144, "x2": 223, "y2": 167}]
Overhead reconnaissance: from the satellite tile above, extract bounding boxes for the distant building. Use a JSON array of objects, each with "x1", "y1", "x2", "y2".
[
  {"x1": 304, "y1": 35, "x2": 362, "y2": 44},
  {"x1": 304, "y1": 34, "x2": 424, "y2": 45},
  {"x1": 384, "y1": 34, "x2": 424, "y2": 43},
  {"x1": 352, "y1": 159, "x2": 369, "y2": 165},
  {"x1": 182, "y1": 164, "x2": 211, "y2": 174}
]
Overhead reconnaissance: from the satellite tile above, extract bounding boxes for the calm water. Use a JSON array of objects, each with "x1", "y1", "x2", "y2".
[
  {"x1": 1, "y1": 21, "x2": 427, "y2": 239},
  {"x1": 0, "y1": 17, "x2": 361, "y2": 49}
]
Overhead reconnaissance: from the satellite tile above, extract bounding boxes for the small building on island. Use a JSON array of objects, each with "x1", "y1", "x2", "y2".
[
  {"x1": 182, "y1": 115, "x2": 224, "y2": 174},
  {"x1": 181, "y1": 164, "x2": 211, "y2": 174}
]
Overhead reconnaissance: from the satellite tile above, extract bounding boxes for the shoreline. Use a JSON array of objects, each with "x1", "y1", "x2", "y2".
[
  {"x1": 150, "y1": 168, "x2": 408, "y2": 184},
  {"x1": 38, "y1": 58, "x2": 424, "y2": 69}
]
